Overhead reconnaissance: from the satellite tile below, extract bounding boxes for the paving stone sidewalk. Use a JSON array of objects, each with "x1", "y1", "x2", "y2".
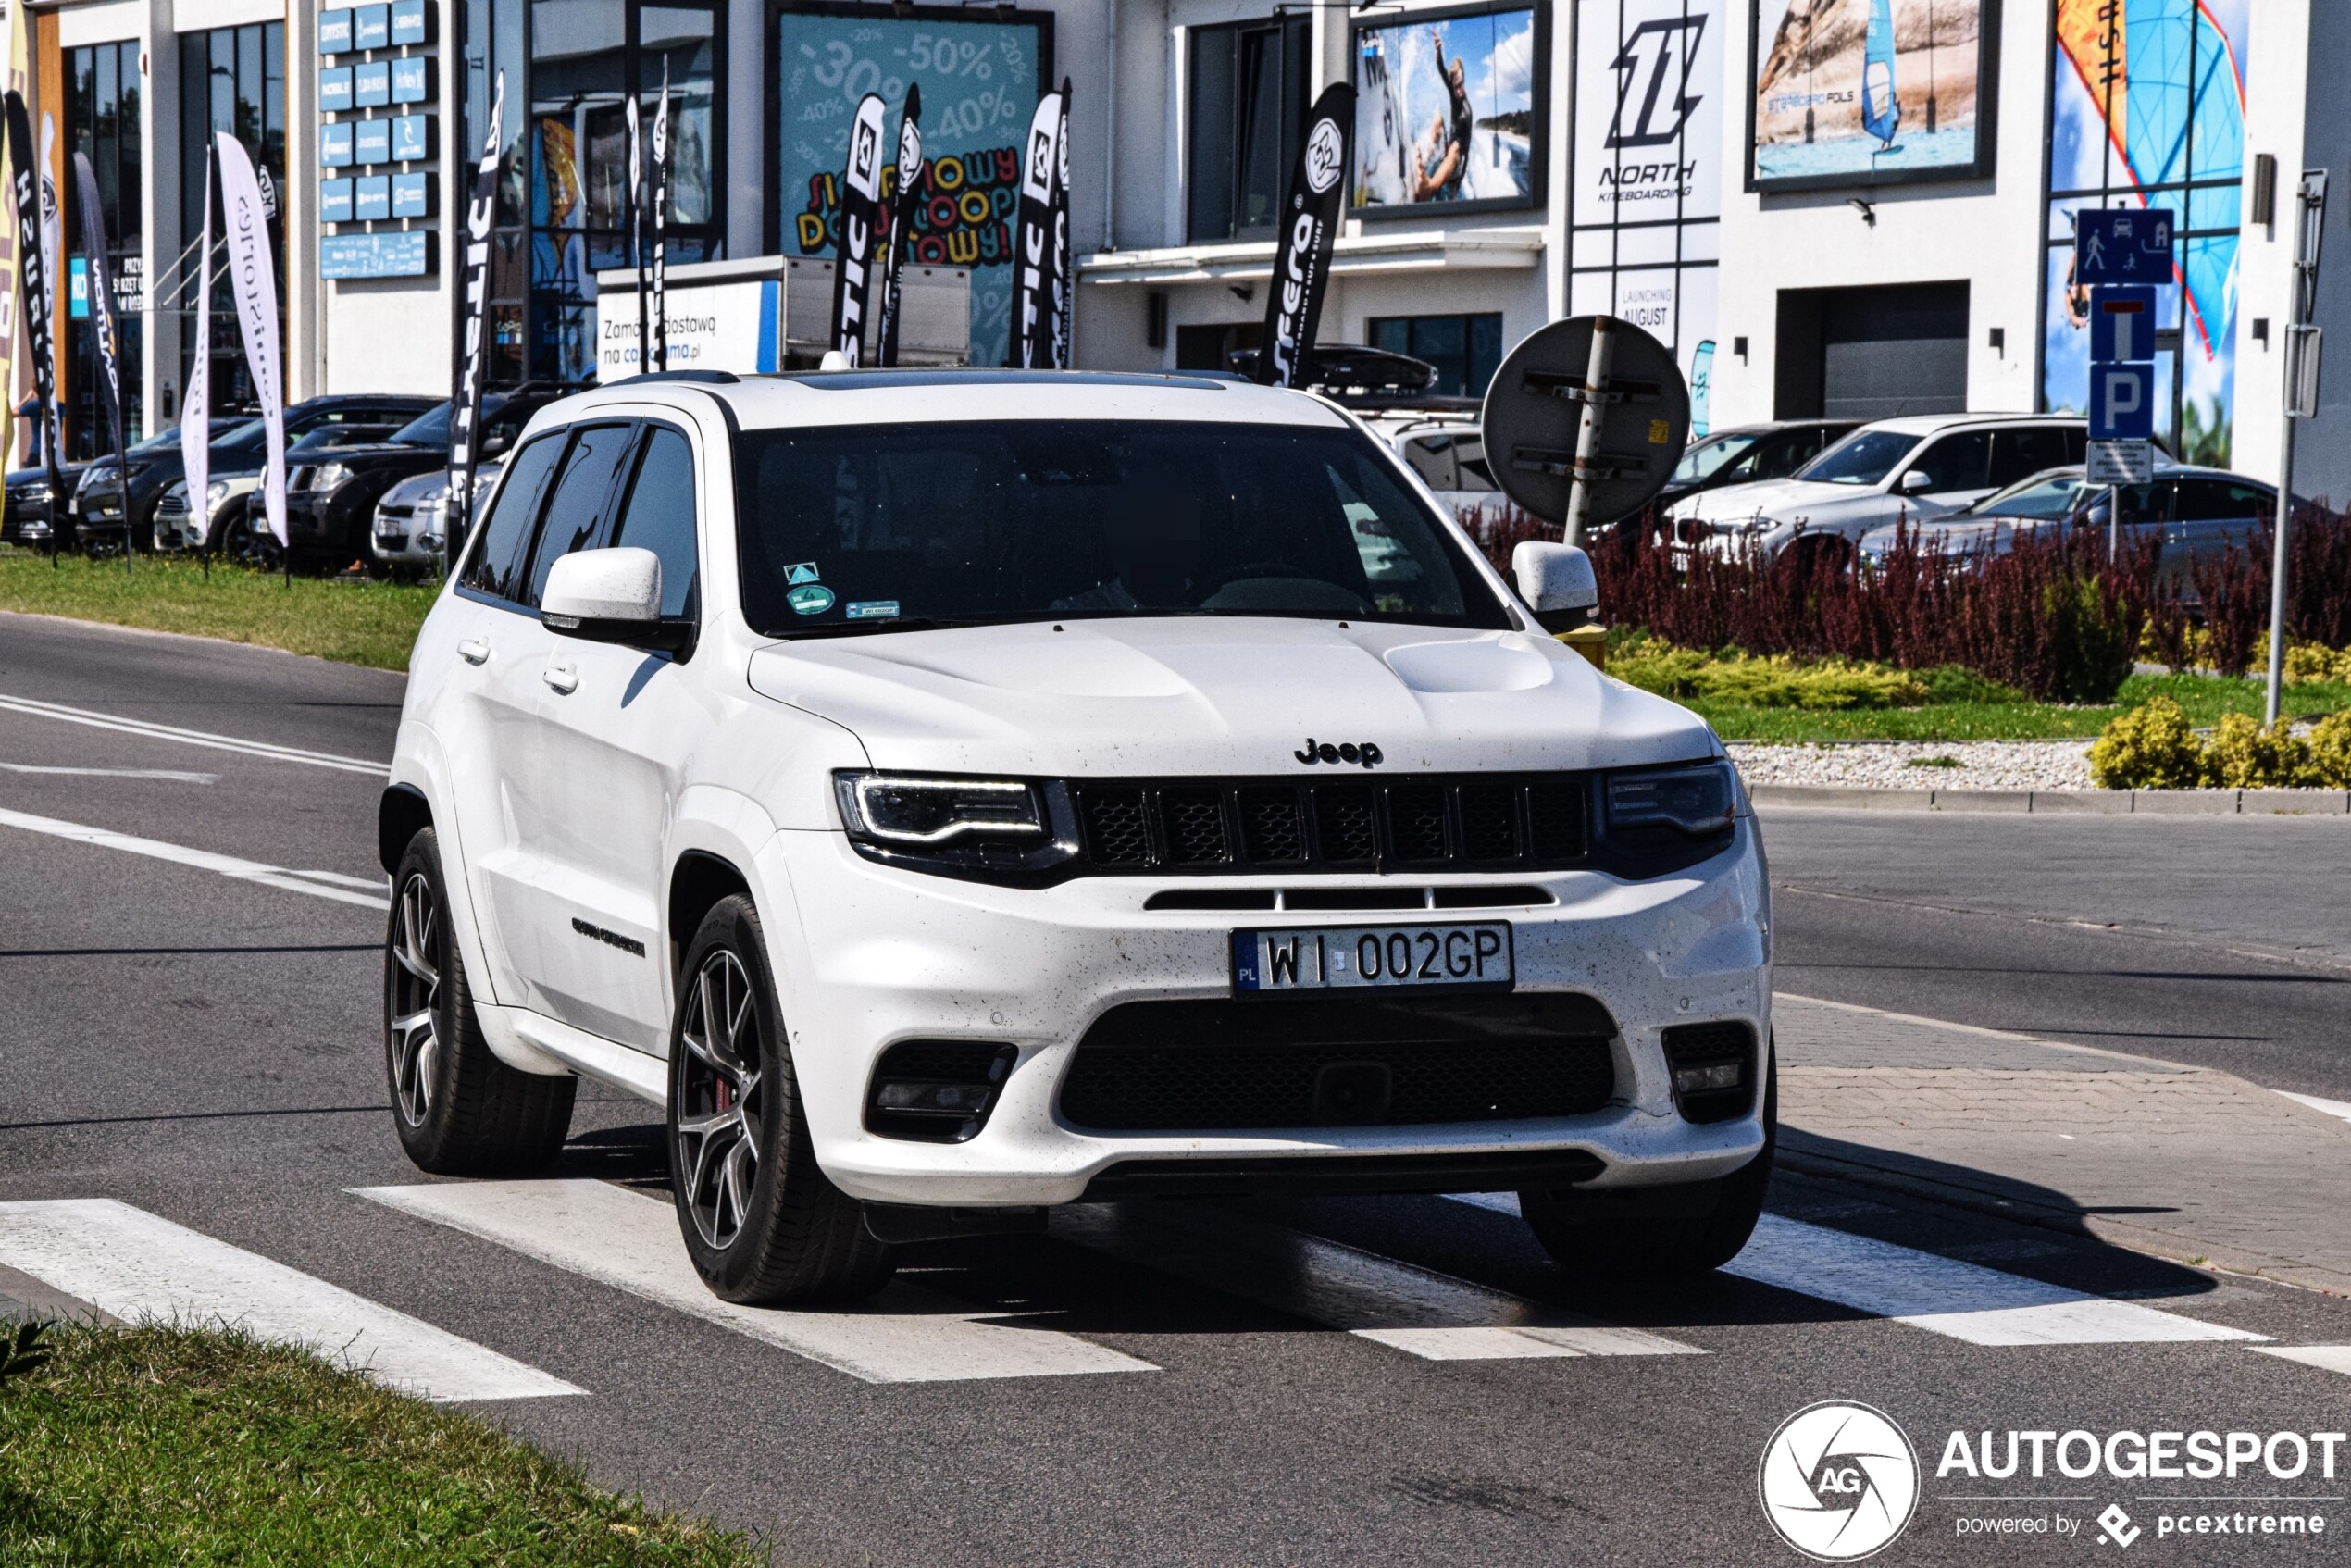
[{"x1": 1774, "y1": 993, "x2": 2351, "y2": 1294}]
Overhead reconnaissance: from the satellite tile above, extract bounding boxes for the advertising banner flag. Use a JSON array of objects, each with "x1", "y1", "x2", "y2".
[
  {"x1": 652, "y1": 61, "x2": 670, "y2": 372},
  {"x1": 0, "y1": 0, "x2": 23, "y2": 468},
  {"x1": 4, "y1": 92, "x2": 61, "y2": 516},
  {"x1": 215, "y1": 135, "x2": 284, "y2": 551},
  {"x1": 1259, "y1": 83, "x2": 1354, "y2": 388},
  {"x1": 71, "y1": 151, "x2": 131, "y2": 563},
  {"x1": 448, "y1": 70, "x2": 504, "y2": 552},
  {"x1": 626, "y1": 91, "x2": 645, "y2": 370},
  {"x1": 1048, "y1": 80, "x2": 1071, "y2": 371},
  {"x1": 1008, "y1": 86, "x2": 1064, "y2": 367},
  {"x1": 875, "y1": 83, "x2": 922, "y2": 368},
  {"x1": 827, "y1": 92, "x2": 887, "y2": 367},
  {"x1": 181, "y1": 153, "x2": 214, "y2": 546}
]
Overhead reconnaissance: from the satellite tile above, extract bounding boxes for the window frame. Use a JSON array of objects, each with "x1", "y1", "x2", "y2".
[
  {"x1": 455, "y1": 425, "x2": 578, "y2": 612},
  {"x1": 1185, "y1": 13, "x2": 1312, "y2": 244},
  {"x1": 603, "y1": 418, "x2": 705, "y2": 621}
]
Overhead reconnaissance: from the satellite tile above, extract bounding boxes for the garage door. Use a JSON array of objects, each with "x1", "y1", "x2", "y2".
[{"x1": 1775, "y1": 283, "x2": 1970, "y2": 420}]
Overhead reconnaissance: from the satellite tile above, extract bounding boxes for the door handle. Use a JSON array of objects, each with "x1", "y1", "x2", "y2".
[
  {"x1": 542, "y1": 663, "x2": 579, "y2": 695},
  {"x1": 456, "y1": 638, "x2": 490, "y2": 665}
]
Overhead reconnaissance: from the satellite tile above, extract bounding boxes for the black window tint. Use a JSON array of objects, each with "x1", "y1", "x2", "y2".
[
  {"x1": 2171, "y1": 479, "x2": 2272, "y2": 522},
  {"x1": 1903, "y1": 431, "x2": 1992, "y2": 492},
  {"x1": 522, "y1": 423, "x2": 635, "y2": 607},
  {"x1": 1990, "y1": 427, "x2": 2077, "y2": 488},
  {"x1": 607, "y1": 426, "x2": 700, "y2": 618},
  {"x1": 461, "y1": 430, "x2": 566, "y2": 603}
]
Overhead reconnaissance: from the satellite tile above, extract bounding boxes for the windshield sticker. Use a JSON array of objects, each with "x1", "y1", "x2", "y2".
[
  {"x1": 785, "y1": 562, "x2": 821, "y2": 585},
  {"x1": 787, "y1": 584, "x2": 837, "y2": 616},
  {"x1": 846, "y1": 600, "x2": 900, "y2": 620}
]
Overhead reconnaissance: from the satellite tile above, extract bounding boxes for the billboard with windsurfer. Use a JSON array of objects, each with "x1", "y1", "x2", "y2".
[
  {"x1": 1747, "y1": 0, "x2": 1993, "y2": 190},
  {"x1": 1353, "y1": 3, "x2": 1544, "y2": 215}
]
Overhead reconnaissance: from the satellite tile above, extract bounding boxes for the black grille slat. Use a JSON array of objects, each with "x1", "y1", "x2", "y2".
[
  {"x1": 1062, "y1": 997, "x2": 1619, "y2": 1132},
  {"x1": 1074, "y1": 775, "x2": 1598, "y2": 876}
]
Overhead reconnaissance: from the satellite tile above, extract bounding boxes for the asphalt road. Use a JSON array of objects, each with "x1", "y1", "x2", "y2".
[{"x1": 5, "y1": 610, "x2": 2350, "y2": 1568}]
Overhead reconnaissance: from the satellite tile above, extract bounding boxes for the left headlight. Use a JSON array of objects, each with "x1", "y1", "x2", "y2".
[
  {"x1": 1604, "y1": 760, "x2": 1742, "y2": 847},
  {"x1": 833, "y1": 771, "x2": 1079, "y2": 882},
  {"x1": 205, "y1": 480, "x2": 231, "y2": 506},
  {"x1": 311, "y1": 462, "x2": 352, "y2": 493}
]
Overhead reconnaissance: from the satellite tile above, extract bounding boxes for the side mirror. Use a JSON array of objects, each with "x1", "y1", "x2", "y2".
[
  {"x1": 1897, "y1": 469, "x2": 1934, "y2": 494},
  {"x1": 541, "y1": 547, "x2": 692, "y2": 654},
  {"x1": 1511, "y1": 541, "x2": 1598, "y2": 633}
]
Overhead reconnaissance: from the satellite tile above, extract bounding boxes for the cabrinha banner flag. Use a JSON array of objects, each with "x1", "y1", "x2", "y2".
[
  {"x1": 652, "y1": 61, "x2": 670, "y2": 372},
  {"x1": 875, "y1": 83, "x2": 922, "y2": 368},
  {"x1": 4, "y1": 92, "x2": 58, "y2": 504},
  {"x1": 1008, "y1": 85, "x2": 1064, "y2": 368},
  {"x1": 216, "y1": 133, "x2": 285, "y2": 550},
  {"x1": 71, "y1": 151, "x2": 131, "y2": 554},
  {"x1": 827, "y1": 92, "x2": 887, "y2": 367},
  {"x1": 448, "y1": 70, "x2": 505, "y2": 550},
  {"x1": 1258, "y1": 83, "x2": 1353, "y2": 388},
  {"x1": 1048, "y1": 79, "x2": 1071, "y2": 371},
  {"x1": 180, "y1": 151, "x2": 214, "y2": 545}
]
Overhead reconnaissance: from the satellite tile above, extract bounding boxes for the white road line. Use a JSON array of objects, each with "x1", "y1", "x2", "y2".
[
  {"x1": 1052, "y1": 1202, "x2": 1700, "y2": 1362},
  {"x1": 0, "y1": 761, "x2": 218, "y2": 782},
  {"x1": 355, "y1": 1179, "x2": 1157, "y2": 1385},
  {"x1": 2279, "y1": 1091, "x2": 2351, "y2": 1125},
  {"x1": 0, "y1": 806, "x2": 391, "y2": 911},
  {"x1": 2249, "y1": 1346, "x2": 2351, "y2": 1377},
  {"x1": 1451, "y1": 1195, "x2": 2264, "y2": 1348},
  {"x1": 0, "y1": 693, "x2": 387, "y2": 775},
  {"x1": 0, "y1": 1199, "x2": 582, "y2": 1403}
]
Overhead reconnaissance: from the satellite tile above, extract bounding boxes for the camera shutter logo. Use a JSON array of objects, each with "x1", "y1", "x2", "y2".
[{"x1": 1758, "y1": 1401, "x2": 1919, "y2": 1561}]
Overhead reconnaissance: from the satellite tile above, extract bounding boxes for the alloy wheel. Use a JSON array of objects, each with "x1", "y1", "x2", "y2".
[
  {"x1": 387, "y1": 873, "x2": 443, "y2": 1126},
  {"x1": 675, "y1": 950, "x2": 765, "y2": 1251}
]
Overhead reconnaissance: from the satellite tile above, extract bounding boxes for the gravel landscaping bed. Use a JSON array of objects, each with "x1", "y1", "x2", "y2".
[{"x1": 1727, "y1": 739, "x2": 2096, "y2": 792}]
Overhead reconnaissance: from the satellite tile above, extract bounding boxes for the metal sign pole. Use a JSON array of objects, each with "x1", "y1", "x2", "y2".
[
  {"x1": 2108, "y1": 484, "x2": 2121, "y2": 564},
  {"x1": 1561, "y1": 317, "x2": 1616, "y2": 547},
  {"x1": 2266, "y1": 170, "x2": 2327, "y2": 727}
]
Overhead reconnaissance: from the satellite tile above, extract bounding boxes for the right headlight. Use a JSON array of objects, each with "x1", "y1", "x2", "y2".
[
  {"x1": 1604, "y1": 760, "x2": 1742, "y2": 847},
  {"x1": 205, "y1": 480, "x2": 231, "y2": 506},
  {"x1": 310, "y1": 462, "x2": 353, "y2": 493},
  {"x1": 833, "y1": 771, "x2": 1080, "y2": 882}
]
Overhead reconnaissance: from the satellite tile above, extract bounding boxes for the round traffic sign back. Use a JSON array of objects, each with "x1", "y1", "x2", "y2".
[{"x1": 1479, "y1": 316, "x2": 1691, "y2": 527}]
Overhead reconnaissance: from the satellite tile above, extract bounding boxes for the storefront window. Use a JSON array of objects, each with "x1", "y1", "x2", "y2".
[
  {"x1": 64, "y1": 40, "x2": 143, "y2": 456},
  {"x1": 466, "y1": 0, "x2": 723, "y2": 388},
  {"x1": 179, "y1": 22, "x2": 286, "y2": 420},
  {"x1": 1187, "y1": 18, "x2": 1311, "y2": 243}
]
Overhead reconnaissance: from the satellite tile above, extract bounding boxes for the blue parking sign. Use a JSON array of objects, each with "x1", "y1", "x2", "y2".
[
  {"x1": 2075, "y1": 207, "x2": 2176, "y2": 284},
  {"x1": 2090, "y1": 286, "x2": 2158, "y2": 362},
  {"x1": 2090, "y1": 362, "x2": 2156, "y2": 441}
]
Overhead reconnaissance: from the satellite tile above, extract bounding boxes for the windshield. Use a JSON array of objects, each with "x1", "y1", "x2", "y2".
[
  {"x1": 736, "y1": 419, "x2": 1510, "y2": 636},
  {"x1": 1795, "y1": 429, "x2": 1922, "y2": 486},
  {"x1": 1969, "y1": 473, "x2": 2094, "y2": 520},
  {"x1": 1672, "y1": 431, "x2": 1764, "y2": 486}
]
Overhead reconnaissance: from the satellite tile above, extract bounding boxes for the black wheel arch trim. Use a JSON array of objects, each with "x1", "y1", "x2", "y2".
[{"x1": 379, "y1": 784, "x2": 433, "y2": 875}]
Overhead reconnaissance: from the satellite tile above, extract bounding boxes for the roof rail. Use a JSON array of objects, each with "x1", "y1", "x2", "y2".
[{"x1": 602, "y1": 369, "x2": 740, "y2": 387}]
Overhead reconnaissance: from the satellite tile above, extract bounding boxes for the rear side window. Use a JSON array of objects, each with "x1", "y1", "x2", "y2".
[
  {"x1": 1903, "y1": 431, "x2": 1992, "y2": 492},
  {"x1": 2172, "y1": 479, "x2": 2272, "y2": 523},
  {"x1": 460, "y1": 431, "x2": 566, "y2": 604},
  {"x1": 1990, "y1": 427, "x2": 2076, "y2": 488},
  {"x1": 522, "y1": 422, "x2": 636, "y2": 607},
  {"x1": 606, "y1": 426, "x2": 700, "y2": 617}
]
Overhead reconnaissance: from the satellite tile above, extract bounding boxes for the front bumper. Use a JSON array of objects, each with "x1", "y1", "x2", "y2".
[{"x1": 759, "y1": 820, "x2": 1773, "y2": 1207}]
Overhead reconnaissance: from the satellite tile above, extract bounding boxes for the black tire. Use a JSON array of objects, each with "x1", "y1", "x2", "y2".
[
  {"x1": 1520, "y1": 1043, "x2": 1775, "y2": 1281},
  {"x1": 384, "y1": 828, "x2": 576, "y2": 1174},
  {"x1": 216, "y1": 504, "x2": 281, "y2": 570},
  {"x1": 667, "y1": 895, "x2": 895, "y2": 1305}
]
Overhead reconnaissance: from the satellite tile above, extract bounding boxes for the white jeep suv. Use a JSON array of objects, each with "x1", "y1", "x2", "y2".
[{"x1": 379, "y1": 368, "x2": 1773, "y2": 1304}]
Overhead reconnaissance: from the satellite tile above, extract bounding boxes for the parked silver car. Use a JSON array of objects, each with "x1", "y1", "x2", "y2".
[{"x1": 368, "y1": 459, "x2": 504, "y2": 576}]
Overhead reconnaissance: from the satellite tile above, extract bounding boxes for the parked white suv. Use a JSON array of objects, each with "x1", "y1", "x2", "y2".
[
  {"x1": 379, "y1": 368, "x2": 1773, "y2": 1304},
  {"x1": 1669, "y1": 413, "x2": 2088, "y2": 566}
]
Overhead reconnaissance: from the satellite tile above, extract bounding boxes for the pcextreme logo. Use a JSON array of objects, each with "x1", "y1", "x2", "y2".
[{"x1": 1760, "y1": 1401, "x2": 1921, "y2": 1562}]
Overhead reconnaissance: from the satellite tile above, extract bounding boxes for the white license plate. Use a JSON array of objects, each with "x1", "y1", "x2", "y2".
[{"x1": 1232, "y1": 923, "x2": 1513, "y2": 993}]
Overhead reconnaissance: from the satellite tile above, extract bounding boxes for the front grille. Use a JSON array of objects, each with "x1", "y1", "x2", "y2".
[
  {"x1": 1068, "y1": 775, "x2": 1591, "y2": 876},
  {"x1": 1060, "y1": 995, "x2": 1618, "y2": 1132}
]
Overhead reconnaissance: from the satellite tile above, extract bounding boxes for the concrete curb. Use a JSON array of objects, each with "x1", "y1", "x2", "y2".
[{"x1": 1752, "y1": 784, "x2": 2351, "y2": 815}]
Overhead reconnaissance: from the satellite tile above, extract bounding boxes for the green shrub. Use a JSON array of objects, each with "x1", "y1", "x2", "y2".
[
  {"x1": 1916, "y1": 665, "x2": 2029, "y2": 704},
  {"x1": 1609, "y1": 638, "x2": 1929, "y2": 710},
  {"x1": 2043, "y1": 573, "x2": 2141, "y2": 704},
  {"x1": 2310, "y1": 710, "x2": 2351, "y2": 784},
  {"x1": 2088, "y1": 697, "x2": 2206, "y2": 789},
  {"x1": 2201, "y1": 712, "x2": 2315, "y2": 788}
]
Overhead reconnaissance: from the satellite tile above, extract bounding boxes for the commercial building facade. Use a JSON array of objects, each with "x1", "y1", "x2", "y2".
[{"x1": 8, "y1": 0, "x2": 2342, "y2": 496}]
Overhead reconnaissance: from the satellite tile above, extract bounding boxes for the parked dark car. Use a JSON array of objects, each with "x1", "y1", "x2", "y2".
[
  {"x1": 1658, "y1": 419, "x2": 1863, "y2": 514},
  {"x1": 3, "y1": 458, "x2": 93, "y2": 550},
  {"x1": 282, "y1": 392, "x2": 558, "y2": 569},
  {"x1": 73, "y1": 394, "x2": 440, "y2": 553}
]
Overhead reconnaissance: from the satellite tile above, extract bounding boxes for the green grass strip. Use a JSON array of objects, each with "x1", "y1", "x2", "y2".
[
  {"x1": 0, "y1": 549, "x2": 435, "y2": 673},
  {"x1": 1658, "y1": 673, "x2": 2351, "y2": 743},
  {"x1": 0, "y1": 1323, "x2": 768, "y2": 1566}
]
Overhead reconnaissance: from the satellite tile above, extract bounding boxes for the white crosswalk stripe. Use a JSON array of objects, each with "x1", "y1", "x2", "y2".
[
  {"x1": 0, "y1": 1199, "x2": 582, "y2": 1403},
  {"x1": 1051, "y1": 1201, "x2": 1702, "y2": 1361},
  {"x1": 1454, "y1": 1194, "x2": 2264, "y2": 1348},
  {"x1": 354, "y1": 1179, "x2": 1159, "y2": 1385},
  {"x1": 2249, "y1": 1346, "x2": 2351, "y2": 1377}
]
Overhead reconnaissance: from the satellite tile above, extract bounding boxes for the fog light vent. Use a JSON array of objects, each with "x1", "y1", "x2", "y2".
[
  {"x1": 1659, "y1": 1021, "x2": 1756, "y2": 1124},
  {"x1": 865, "y1": 1041, "x2": 1018, "y2": 1143}
]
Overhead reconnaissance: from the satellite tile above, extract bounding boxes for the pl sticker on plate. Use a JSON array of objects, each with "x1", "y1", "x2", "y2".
[
  {"x1": 787, "y1": 583, "x2": 836, "y2": 615},
  {"x1": 846, "y1": 600, "x2": 900, "y2": 620}
]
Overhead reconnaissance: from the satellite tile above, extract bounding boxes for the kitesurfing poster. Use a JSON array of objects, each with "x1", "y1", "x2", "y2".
[
  {"x1": 2039, "y1": 0, "x2": 2248, "y2": 467},
  {"x1": 1352, "y1": 2, "x2": 1543, "y2": 215},
  {"x1": 1747, "y1": 0, "x2": 1992, "y2": 190}
]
